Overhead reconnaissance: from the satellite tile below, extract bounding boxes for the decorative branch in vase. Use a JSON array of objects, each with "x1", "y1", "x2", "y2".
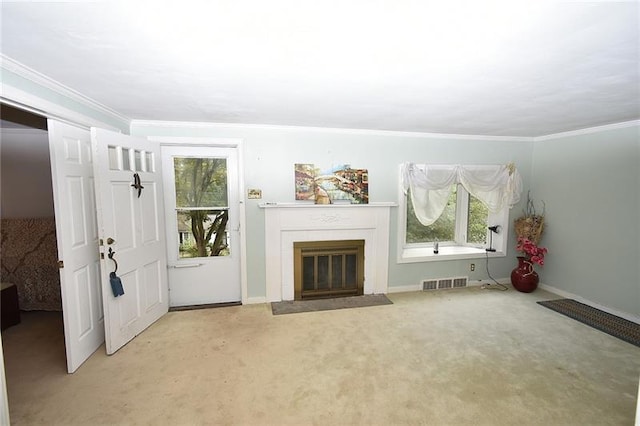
[
  {"x1": 511, "y1": 192, "x2": 547, "y2": 292},
  {"x1": 514, "y1": 191, "x2": 545, "y2": 244}
]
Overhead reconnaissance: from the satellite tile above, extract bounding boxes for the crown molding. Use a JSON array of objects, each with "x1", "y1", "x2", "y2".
[
  {"x1": 534, "y1": 120, "x2": 640, "y2": 141},
  {"x1": 0, "y1": 127, "x2": 48, "y2": 135},
  {"x1": 1, "y1": 54, "x2": 129, "y2": 130},
  {"x1": 130, "y1": 119, "x2": 535, "y2": 142}
]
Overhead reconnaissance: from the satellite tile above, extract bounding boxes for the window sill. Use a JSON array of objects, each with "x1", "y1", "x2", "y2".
[{"x1": 398, "y1": 246, "x2": 505, "y2": 263}]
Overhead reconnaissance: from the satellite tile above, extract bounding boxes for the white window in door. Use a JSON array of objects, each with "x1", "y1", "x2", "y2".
[{"x1": 107, "y1": 145, "x2": 155, "y2": 172}]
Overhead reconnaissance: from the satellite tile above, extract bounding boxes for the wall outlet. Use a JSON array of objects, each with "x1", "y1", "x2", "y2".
[{"x1": 470, "y1": 263, "x2": 475, "y2": 272}]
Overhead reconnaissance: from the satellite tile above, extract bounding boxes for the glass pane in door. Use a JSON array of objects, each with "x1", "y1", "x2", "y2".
[
  {"x1": 176, "y1": 210, "x2": 229, "y2": 258},
  {"x1": 173, "y1": 157, "x2": 229, "y2": 258},
  {"x1": 174, "y1": 157, "x2": 227, "y2": 208}
]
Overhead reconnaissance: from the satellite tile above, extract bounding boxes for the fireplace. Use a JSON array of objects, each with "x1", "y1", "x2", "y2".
[
  {"x1": 294, "y1": 240, "x2": 365, "y2": 300},
  {"x1": 261, "y1": 203, "x2": 394, "y2": 302}
]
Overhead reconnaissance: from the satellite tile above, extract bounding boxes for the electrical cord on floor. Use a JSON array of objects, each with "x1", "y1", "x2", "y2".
[{"x1": 481, "y1": 250, "x2": 508, "y2": 291}]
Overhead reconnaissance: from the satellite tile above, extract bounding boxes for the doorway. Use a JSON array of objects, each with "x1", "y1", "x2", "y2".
[
  {"x1": 0, "y1": 105, "x2": 68, "y2": 370},
  {"x1": 161, "y1": 145, "x2": 242, "y2": 307}
]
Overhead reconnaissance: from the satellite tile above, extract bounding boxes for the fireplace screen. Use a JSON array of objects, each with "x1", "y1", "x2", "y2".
[{"x1": 294, "y1": 240, "x2": 364, "y2": 300}]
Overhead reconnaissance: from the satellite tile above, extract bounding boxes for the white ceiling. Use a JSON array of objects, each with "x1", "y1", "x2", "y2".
[{"x1": 1, "y1": 1, "x2": 638, "y2": 137}]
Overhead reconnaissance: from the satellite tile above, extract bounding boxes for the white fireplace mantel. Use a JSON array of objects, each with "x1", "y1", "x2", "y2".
[{"x1": 260, "y1": 202, "x2": 395, "y2": 302}]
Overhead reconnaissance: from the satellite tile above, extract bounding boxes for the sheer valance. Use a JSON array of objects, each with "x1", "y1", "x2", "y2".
[{"x1": 402, "y1": 163, "x2": 523, "y2": 226}]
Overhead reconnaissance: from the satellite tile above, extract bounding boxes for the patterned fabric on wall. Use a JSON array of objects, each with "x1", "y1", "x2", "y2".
[{"x1": 1, "y1": 217, "x2": 62, "y2": 311}]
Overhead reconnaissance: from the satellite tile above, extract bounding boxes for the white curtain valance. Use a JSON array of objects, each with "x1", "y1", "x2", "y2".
[{"x1": 402, "y1": 163, "x2": 523, "y2": 226}]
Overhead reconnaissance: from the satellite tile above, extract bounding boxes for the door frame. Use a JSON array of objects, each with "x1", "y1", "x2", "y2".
[{"x1": 149, "y1": 136, "x2": 248, "y2": 305}]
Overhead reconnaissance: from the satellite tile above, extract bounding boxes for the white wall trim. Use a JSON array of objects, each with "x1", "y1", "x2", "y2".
[
  {"x1": 244, "y1": 297, "x2": 267, "y2": 305},
  {"x1": 0, "y1": 338, "x2": 9, "y2": 426},
  {"x1": 0, "y1": 127, "x2": 47, "y2": 136},
  {"x1": 539, "y1": 283, "x2": 640, "y2": 324},
  {"x1": 2, "y1": 54, "x2": 129, "y2": 129},
  {"x1": 131, "y1": 119, "x2": 534, "y2": 142},
  {"x1": 147, "y1": 136, "x2": 243, "y2": 147},
  {"x1": 1, "y1": 85, "x2": 122, "y2": 132},
  {"x1": 0, "y1": 88, "x2": 122, "y2": 132},
  {"x1": 535, "y1": 120, "x2": 640, "y2": 141},
  {"x1": 387, "y1": 279, "x2": 507, "y2": 294},
  {"x1": 387, "y1": 284, "x2": 422, "y2": 293}
]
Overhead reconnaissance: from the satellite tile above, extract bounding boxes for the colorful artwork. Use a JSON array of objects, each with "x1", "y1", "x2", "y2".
[{"x1": 294, "y1": 163, "x2": 369, "y2": 204}]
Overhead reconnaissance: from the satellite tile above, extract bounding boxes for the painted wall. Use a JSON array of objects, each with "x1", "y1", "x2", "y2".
[
  {"x1": 531, "y1": 123, "x2": 640, "y2": 316},
  {"x1": 0, "y1": 128, "x2": 54, "y2": 218},
  {"x1": 131, "y1": 123, "x2": 534, "y2": 300},
  {"x1": 7, "y1": 61, "x2": 636, "y2": 315}
]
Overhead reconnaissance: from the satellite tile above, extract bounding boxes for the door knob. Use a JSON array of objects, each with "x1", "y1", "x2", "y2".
[{"x1": 106, "y1": 237, "x2": 116, "y2": 245}]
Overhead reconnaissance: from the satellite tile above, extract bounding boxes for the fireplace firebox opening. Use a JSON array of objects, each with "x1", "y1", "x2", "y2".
[{"x1": 293, "y1": 240, "x2": 365, "y2": 300}]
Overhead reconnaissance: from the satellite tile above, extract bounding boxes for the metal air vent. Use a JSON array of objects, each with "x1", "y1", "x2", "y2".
[
  {"x1": 422, "y1": 279, "x2": 438, "y2": 291},
  {"x1": 453, "y1": 277, "x2": 468, "y2": 288},
  {"x1": 422, "y1": 276, "x2": 469, "y2": 291}
]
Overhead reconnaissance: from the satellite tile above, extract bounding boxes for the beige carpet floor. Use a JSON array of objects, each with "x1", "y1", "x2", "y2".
[{"x1": 2, "y1": 287, "x2": 639, "y2": 425}]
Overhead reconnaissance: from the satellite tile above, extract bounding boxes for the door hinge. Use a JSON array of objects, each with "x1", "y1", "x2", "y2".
[{"x1": 58, "y1": 260, "x2": 64, "y2": 269}]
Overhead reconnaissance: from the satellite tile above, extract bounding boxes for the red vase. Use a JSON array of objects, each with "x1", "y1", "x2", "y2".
[{"x1": 511, "y1": 256, "x2": 539, "y2": 293}]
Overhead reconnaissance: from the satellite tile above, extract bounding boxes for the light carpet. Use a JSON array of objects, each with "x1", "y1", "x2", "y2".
[{"x1": 3, "y1": 287, "x2": 639, "y2": 425}]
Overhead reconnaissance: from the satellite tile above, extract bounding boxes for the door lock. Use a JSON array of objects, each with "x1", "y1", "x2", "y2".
[{"x1": 106, "y1": 237, "x2": 116, "y2": 245}]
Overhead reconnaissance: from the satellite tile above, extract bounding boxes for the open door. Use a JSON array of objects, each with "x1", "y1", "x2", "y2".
[
  {"x1": 48, "y1": 120, "x2": 104, "y2": 373},
  {"x1": 91, "y1": 128, "x2": 169, "y2": 354}
]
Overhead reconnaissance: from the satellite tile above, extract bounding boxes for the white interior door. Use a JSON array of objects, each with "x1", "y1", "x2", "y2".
[
  {"x1": 48, "y1": 120, "x2": 104, "y2": 373},
  {"x1": 161, "y1": 145, "x2": 241, "y2": 306},
  {"x1": 91, "y1": 128, "x2": 168, "y2": 354}
]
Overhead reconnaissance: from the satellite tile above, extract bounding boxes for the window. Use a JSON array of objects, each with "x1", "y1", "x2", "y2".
[
  {"x1": 399, "y1": 163, "x2": 520, "y2": 262},
  {"x1": 406, "y1": 184, "x2": 489, "y2": 247},
  {"x1": 173, "y1": 157, "x2": 230, "y2": 258}
]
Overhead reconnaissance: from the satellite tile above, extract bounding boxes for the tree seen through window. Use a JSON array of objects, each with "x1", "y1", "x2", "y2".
[{"x1": 406, "y1": 184, "x2": 488, "y2": 246}]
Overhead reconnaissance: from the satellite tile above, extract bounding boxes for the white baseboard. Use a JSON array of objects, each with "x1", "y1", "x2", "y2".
[
  {"x1": 388, "y1": 278, "x2": 511, "y2": 294},
  {"x1": 387, "y1": 284, "x2": 422, "y2": 293},
  {"x1": 244, "y1": 296, "x2": 267, "y2": 305},
  {"x1": 469, "y1": 278, "x2": 511, "y2": 287},
  {"x1": 539, "y1": 283, "x2": 640, "y2": 324}
]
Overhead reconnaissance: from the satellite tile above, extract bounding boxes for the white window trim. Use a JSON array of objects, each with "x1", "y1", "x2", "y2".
[{"x1": 397, "y1": 165, "x2": 509, "y2": 263}]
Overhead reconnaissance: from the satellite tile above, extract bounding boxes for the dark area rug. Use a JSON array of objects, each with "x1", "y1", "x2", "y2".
[
  {"x1": 537, "y1": 299, "x2": 640, "y2": 347},
  {"x1": 271, "y1": 294, "x2": 393, "y2": 315}
]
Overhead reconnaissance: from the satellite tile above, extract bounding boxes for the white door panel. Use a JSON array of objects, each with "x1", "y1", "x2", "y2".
[
  {"x1": 48, "y1": 120, "x2": 104, "y2": 373},
  {"x1": 161, "y1": 145, "x2": 241, "y2": 306},
  {"x1": 91, "y1": 128, "x2": 168, "y2": 354}
]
